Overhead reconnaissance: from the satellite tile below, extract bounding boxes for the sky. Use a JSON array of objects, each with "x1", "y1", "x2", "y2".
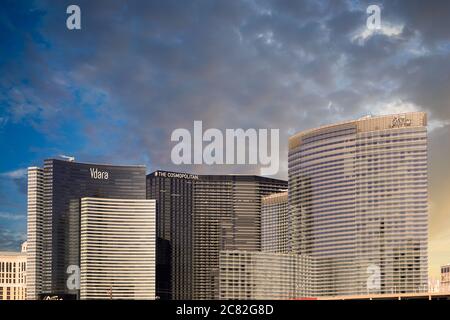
[{"x1": 0, "y1": 0, "x2": 449, "y2": 277}]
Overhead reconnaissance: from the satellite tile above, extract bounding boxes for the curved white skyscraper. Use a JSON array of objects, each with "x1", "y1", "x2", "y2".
[{"x1": 288, "y1": 112, "x2": 428, "y2": 296}]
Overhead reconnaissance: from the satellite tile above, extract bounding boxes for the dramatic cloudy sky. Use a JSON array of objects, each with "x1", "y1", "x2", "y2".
[{"x1": 0, "y1": 0, "x2": 449, "y2": 277}]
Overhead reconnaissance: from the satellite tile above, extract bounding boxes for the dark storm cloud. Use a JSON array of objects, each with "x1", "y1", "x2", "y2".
[
  {"x1": 0, "y1": 169, "x2": 27, "y2": 196},
  {"x1": 383, "y1": 0, "x2": 450, "y2": 45},
  {"x1": 16, "y1": 0, "x2": 342, "y2": 172},
  {"x1": 12, "y1": 177, "x2": 27, "y2": 195},
  {"x1": 396, "y1": 55, "x2": 450, "y2": 120},
  {"x1": 1, "y1": 0, "x2": 450, "y2": 265},
  {"x1": 1, "y1": 0, "x2": 448, "y2": 172},
  {"x1": 1, "y1": 0, "x2": 449, "y2": 171},
  {"x1": 0, "y1": 228, "x2": 26, "y2": 251}
]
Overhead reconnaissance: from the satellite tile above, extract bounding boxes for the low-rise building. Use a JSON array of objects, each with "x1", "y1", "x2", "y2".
[
  {"x1": 441, "y1": 264, "x2": 450, "y2": 292},
  {"x1": 218, "y1": 250, "x2": 315, "y2": 300},
  {"x1": 0, "y1": 242, "x2": 27, "y2": 300}
]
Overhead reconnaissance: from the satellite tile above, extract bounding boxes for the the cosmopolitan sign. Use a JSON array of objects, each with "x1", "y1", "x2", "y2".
[{"x1": 155, "y1": 171, "x2": 199, "y2": 180}]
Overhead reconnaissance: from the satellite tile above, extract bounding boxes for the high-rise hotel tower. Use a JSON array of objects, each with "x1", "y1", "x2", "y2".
[
  {"x1": 193, "y1": 175, "x2": 287, "y2": 300},
  {"x1": 288, "y1": 113, "x2": 428, "y2": 296},
  {"x1": 27, "y1": 159, "x2": 155, "y2": 300},
  {"x1": 218, "y1": 191, "x2": 316, "y2": 300},
  {"x1": 146, "y1": 171, "x2": 196, "y2": 300},
  {"x1": 147, "y1": 171, "x2": 287, "y2": 300},
  {"x1": 261, "y1": 191, "x2": 290, "y2": 253}
]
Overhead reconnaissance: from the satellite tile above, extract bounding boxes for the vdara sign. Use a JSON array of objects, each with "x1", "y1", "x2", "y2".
[
  {"x1": 90, "y1": 168, "x2": 109, "y2": 180},
  {"x1": 390, "y1": 115, "x2": 412, "y2": 128}
]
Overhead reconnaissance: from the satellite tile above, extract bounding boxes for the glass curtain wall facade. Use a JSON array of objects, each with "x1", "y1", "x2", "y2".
[
  {"x1": 289, "y1": 113, "x2": 428, "y2": 296},
  {"x1": 26, "y1": 167, "x2": 43, "y2": 300},
  {"x1": 193, "y1": 175, "x2": 287, "y2": 300},
  {"x1": 80, "y1": 198, "x2": 155, "y2": 300},
  {"x1": 148, "y1": 172, "x2": 287, "y2": 300},
  {"x1": 218, "y1": 251, "x2": 314, "y2": 300},
  {"x1": 261, "y1": 191, "x2": 289, "y2": 253},
  {"x1": 27, "y1": 159, "x2": 147, "y2": 298},
  {"x1": 146, "y1": 171, "x2": 195, "y2": 300}
]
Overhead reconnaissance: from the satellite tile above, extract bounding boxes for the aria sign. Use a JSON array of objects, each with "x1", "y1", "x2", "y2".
[{"x1": 390, "y1": 115, "x2": 412, "y2": 128}]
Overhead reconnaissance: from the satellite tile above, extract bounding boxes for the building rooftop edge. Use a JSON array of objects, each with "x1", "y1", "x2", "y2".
[
  {"x1": 43, "y1": 158, "x2": 147, "y2": 168},
  {"x1": 81, "y1": 197, "x2": 155, "y2": 202},
  {"x1": 148, "y1": 170, "x2": 287, "y2": 182},
  {"x1": 289, "y1": 111, "x2": 427, "y2": 143},
  {"x1": 0, "y1": 252, "x2": 26, "y2": 256}
]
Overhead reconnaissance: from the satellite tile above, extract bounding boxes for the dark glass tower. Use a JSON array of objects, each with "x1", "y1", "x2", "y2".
[
  {"x1": 28, "y1": 159, "x2": 146, "y2": 298},
  {"x1": 146, "y1": 171, "x2": 195, "y2": 300},
  {"x1": 147, "y1": 171, "x2": 287, "y2": 300}
]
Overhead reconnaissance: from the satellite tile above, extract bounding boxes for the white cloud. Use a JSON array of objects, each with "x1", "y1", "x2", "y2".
[
  {"x1": 0, "y1": 168, "x2": 27, "y2": 179},
  {"x1": 0, "y1": 117, "x2": 7, "y2": 128},
  {"x1": 369, "y1": 99, "x2": 420, "y2": 115},
  {"x1": 256, "y1": 31, "x2": 281, "y2": 48},
  {"x1": 0, "y1": 212, "x2": 26, "y2": 221},
  {"x1": 351, "y1": 23, "x2": 404, "y2": 45},
  {"x1": 366, "y1": 99, "x2": 449, "y2": 132}
]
